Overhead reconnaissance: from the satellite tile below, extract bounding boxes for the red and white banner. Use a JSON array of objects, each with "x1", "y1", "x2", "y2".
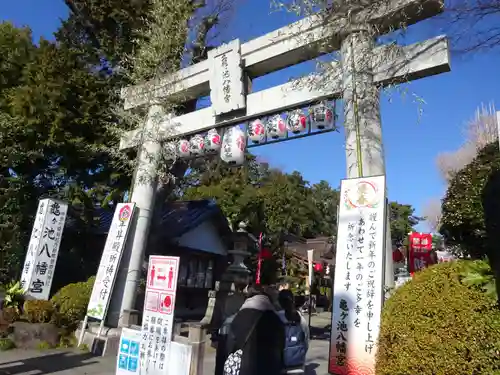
[{"x1": 408, "y1": 232, "x2": 435, "y2": 274}]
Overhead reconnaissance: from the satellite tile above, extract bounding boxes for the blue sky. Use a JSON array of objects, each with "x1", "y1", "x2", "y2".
[{"x1": 2, "y1": 0, "x2": 500, "y2": 231}]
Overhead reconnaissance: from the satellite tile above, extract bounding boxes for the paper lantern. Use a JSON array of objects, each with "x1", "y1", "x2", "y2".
[
  {"x1": 220, "y1": 126, "x2": 246, "y2": 166},
  {"x1": 310, "y1": 102, "x2": 335, "y2": 130},
  {"x1": 178, "y1": 139, "x2": 191, "y2": 158},
  {"x1": 248, "y1": 119, "x2": 266, "y2": 144},
  {"x1": 266, "y1": 114, "x2": 287, "y2": 139},
  {"x1": 189, "y1": 134, "x2": 205, "y2": 156},
  {"x1": 287, "y1": 109, "x2": 309, "y2": 134},
  {"x1": 204, "y1": 128, "x2": 222, "y2": 154}
]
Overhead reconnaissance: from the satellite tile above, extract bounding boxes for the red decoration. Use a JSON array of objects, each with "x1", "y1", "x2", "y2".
[
  {"x1": 314, "y1": 263, "x2": 323, "y2": 272},
  {"x1": 162, "y1": 295, "x2": 172, "y2": 308},
  {"x1": 261, "y1": 248, "x2": 272, "y2": 259},
  {"x1": 392, "y1": 248, "x2": 404, "y2": 263},
  {"x1": 408, "y1": 232, "x2": 435, "y2": 274}
]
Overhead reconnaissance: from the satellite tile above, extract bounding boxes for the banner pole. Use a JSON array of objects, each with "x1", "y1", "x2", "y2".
[{"x1": 78, "y1": 315, "x2": 88, "y2": 347}]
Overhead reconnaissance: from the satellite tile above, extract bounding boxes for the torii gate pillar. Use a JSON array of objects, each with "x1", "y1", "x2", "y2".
[
  {"x1": 341, "y1": 28, "x2": 394, "y2": 288},
  {"x1": 107, "y1": 106, "x2": 163, "y2": 327}
]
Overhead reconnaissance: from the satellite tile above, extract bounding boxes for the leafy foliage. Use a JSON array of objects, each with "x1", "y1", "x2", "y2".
[
  {"x1": 0, "y1": 338, "x2": 15, "y2": 351},
  {"x1": 440, "y1": 142, "x2": 500, "y2": 258},
  {"x1": 50, "y1": 276, "x2": 94, "y2": 329},
  {"x1": 389, "y1": 201, "x2": 422, "y2": 245},
  {"x1": 0, "y1": 0, "x2": 226, "y2": 280},
  {"x1": 376, "y1": 261, "x2": 500, "y2": 375},
  {"x1": 23, "y1": 300, "x2": 56, "y2": 324},
  {"x1": 462, "y1": 259, "x2": 497, "y2": 300},
  {"x1": 183, "y1": 156, "x2": 339, "y2": 245},
  {"x1": 0, "y1": 281, "x2": 24, "y2": 311}
]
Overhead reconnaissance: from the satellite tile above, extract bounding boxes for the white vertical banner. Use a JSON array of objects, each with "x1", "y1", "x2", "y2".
[
  {"x1": 87, "y1": 203, "x2": 136, "y2": 321},
  {"x1": 22, "y1": 198, "x2": 68, "y2": 300},
  {"x1": 140, "y1": 255, "x2": 180, "y2": 375},
  {"x1": 20, "y1": 199, "x2": 49, "y2": 292},
  {"x1": 307, "y1": 249, "x2": 314, "y2": 290},
  {"x1": 328, "y1": 175, "x2": 386, "y2": 375}
]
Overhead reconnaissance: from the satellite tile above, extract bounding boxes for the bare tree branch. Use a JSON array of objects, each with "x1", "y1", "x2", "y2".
[
  {"x1": 442, "y1": 0, "x2": 500, "y2": 53},
  {"x1": 436, "y1": 102, "x2": 497, "y2": 182}
]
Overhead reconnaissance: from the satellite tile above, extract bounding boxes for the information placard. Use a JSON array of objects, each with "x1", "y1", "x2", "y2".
[{"x1": 139, "y1": 256, "x2": 180, "y2": 375}]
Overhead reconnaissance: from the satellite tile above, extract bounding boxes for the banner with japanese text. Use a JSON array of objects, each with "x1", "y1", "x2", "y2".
[
  {"x1": 87, "y1": 203, "x2": 136, "y2": 320},
  {"x1": 20, "y1": 199, "x2": 68, "y2": 300},
  {"x1": 408, "y1": 232, "x2": 434, "y2": 274},
  {"x1": 140, "y1": 255, "x2": 180, "y2": 375},
  {"x1": 329, "y1": 176, "x2": 386, "y2": 375}
]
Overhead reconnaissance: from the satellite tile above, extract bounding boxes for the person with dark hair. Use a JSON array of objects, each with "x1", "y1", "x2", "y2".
[
  {"x1": 277, "y1": 290, "x2": 310, "y2": 374},
  {"x1": 223, "y1": 284, "x2": 285, "y2": 375}
]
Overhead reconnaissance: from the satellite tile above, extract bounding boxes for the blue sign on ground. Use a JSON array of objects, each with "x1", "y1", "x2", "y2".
[{"x1": 116, "y1": 328, "x2": 141, "y2": 375}]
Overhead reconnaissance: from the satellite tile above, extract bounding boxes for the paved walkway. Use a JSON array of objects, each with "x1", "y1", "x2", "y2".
[{"x1": 0, "y1": 313, "x2": 332, "y2": 375}]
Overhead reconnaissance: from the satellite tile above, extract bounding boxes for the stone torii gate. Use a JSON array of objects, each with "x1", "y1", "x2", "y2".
[{"x1": 107, "y1": 0, "x2": 450, "y2": 326}]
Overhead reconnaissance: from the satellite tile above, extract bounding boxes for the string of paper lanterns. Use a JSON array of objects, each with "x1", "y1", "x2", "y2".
[{"x1": 174, "y1": 100, "x2": 337, "y2": 166}]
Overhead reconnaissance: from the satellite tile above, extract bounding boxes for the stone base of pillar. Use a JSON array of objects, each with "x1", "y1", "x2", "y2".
[{"x1": 74, "y1": 321, "x2": 127, "y2": 357}]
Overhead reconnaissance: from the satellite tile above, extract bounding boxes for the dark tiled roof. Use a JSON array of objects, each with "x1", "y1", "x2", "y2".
[
  {"x1": 286, "y1": 236, "x2": 336, "y2": 264},
  {"x1": 66, "y1": 199, "x2": 229, "y2": 240}
]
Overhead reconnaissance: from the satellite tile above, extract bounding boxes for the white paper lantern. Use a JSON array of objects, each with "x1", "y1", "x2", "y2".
[
  {"x1": 287, "y1": 109, "x2": 309, "y2": 134},
  {"x1": 310, "y1": 102, "x2": 335, "y2": 130},
  {"x1": 247, "y1": 119, "x2": 266, "y2": 144},
  {"x1": 220, "y1": 126, "x2": 246, "y2": 166},
  {"x1": 267, "y1": 114, "x2": 287, "y2": 139},
  {"x1": 190, "y1": 134, "x2": 205, "y2": 156},
  {"x1": 204, "y1": 128, "x2": 222, "y2": 154},
  {"x1": 178, "y1": 139, "x2": 191, "y2": 158}
]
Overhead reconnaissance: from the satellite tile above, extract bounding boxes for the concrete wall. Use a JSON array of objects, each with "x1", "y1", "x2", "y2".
[{"x1": 176, "y1": 220, "x2": 227, "y2": 256}]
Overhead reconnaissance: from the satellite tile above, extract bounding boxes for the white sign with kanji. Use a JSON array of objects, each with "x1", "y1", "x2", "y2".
[
  {"x1": 21, "y1": 199, "x2": 68, "y2": 300},
  {"x1": 87, "y1": 203, "x2": 136, "y2": 320},
  {"x1": 140, "y1": 255, "x2": 180, "y2": 375},
  {"x1": 20, "y1": 199, "x2": 48, "y2": 293},
  {"x1": 329, "y1": 175, "x2": 386, "y2": 375}
]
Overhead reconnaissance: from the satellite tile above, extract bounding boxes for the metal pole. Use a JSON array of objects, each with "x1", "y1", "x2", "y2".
[
  {"x1": 307, "y1": 293, "x2": 312, "y2": 331},
  {"x1": 97, "y1": 319, "x2": 105, "y2": 339},
  {"x1": 78, "y1": 315, "x2": 88, "y2": 347}
]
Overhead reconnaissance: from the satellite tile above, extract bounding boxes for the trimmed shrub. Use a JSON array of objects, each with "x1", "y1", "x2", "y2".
[
  {"x1": 50, "y1": 276, "x2": 95, "y2": 329},
  {"x1": 23, "y1": 300, "x2": 55, "y2": 324},
  {"x1": 376, "y1": 261, "x2": 500, "y2": 375}
]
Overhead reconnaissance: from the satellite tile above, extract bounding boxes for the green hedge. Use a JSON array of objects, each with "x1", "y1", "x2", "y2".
[
  {"x1": 50, "y1": 276, "x2": 95, "y2": 329},
  {"x1": 376, "y1": 261, "x2": 500, "y2": 375},
  {"x1": 23, "y1": 300, "x2": 55, "y2": 324}
]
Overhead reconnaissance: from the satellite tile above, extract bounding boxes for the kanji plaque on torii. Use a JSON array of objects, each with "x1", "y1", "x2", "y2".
[{"x1": 108, "y1": 0, "x2": 451, "y2": 333}]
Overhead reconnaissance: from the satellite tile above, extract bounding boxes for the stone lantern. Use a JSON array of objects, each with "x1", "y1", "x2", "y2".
[
  {"x1": 224, "y1": 222, "x2": 256, "y2": 288},
  {"x1": 200, "y1": 222, "x2": 257, "y2": 328}
]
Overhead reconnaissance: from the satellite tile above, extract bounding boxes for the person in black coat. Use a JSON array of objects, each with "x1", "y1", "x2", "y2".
[{"x1": 225, "y1": 285, "x2": 285, "y2": 375}]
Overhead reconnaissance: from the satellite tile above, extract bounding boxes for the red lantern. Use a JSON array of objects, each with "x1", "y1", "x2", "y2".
[{"x1": 314, "y1": 263, "x2": 323, "y2": 272}]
